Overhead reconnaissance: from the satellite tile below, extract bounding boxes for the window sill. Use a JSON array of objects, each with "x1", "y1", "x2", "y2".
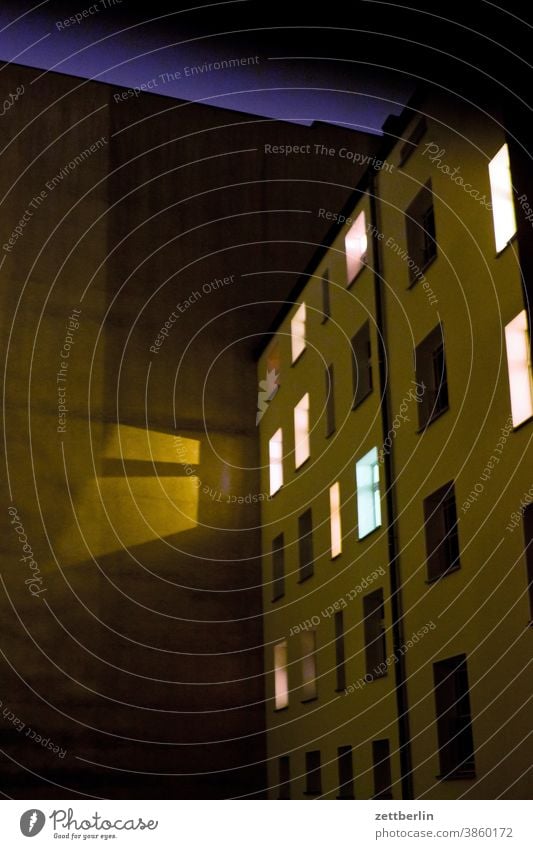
[
  {"x1": 494, "y1": 231, "x2": 518, "y2": 258},
  {"x1": 346, "y1": 262, "x2": 367, "y2": 290},
  {"x1": 358, "y1": 524, "x2": 382, "y2": 542},
  {"x1": 273, "y1": 706, "x2": 289, "y2": 713},
  {"x1": 295, "y1": 456, "x2": 310, "y2": 472},
  {"x1": 408, "y1": 252, "x2": 437, "y2": 287},
  {"x1": 331, "y1": 552, "x2": 342, "y2": 562},
  {"x1": 325, "y1": 428, "x2": 336, "y2": 439},
  {"x1": 425, "y1": 564, "x2": 461, "y2": 584},
  {"x1": 321, "y1": 314, "x2": 330, "y2": 325},
  {"x1": 334, "y1": 687, "x2": 346, "y2": 694},
  {"x1": 271, "y1": 594, "x2": 285, "y2": 603},
  {"x1": 511, "y1": 414, "x2": 533, "y2": 433},
  {"x1": 352, "y1": 388, "x2": 373, "y2": 411},
  {"x1": 291, "y1": 348, "x2": 306, "y2": 367},
  {"x1": 297, "y1": 572, "x2": 314, "y2": 585},
  {"x1": 301, "y1": 696, "x2": 318, "y2": 704},
  {"x1": 416, "y1": 404, "x2": 449, "y2": 432}
]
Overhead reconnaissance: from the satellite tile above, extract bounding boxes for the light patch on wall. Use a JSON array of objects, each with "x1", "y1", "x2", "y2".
[
  {"x1": 291, "y1": 302, "x2": 306, "y2": 363},
  {"x1": 329, "y1": 481, "x2": 342, "y2": 557},
  {"x1": 274, "y1": 640, "x2": 289, "y2": 709},
  {"x1": 489, "y1": 143, "x2": 517, "y2": 253},
  {"x1": 345, "y1": 210, "x2": 367, "y2": 283}
]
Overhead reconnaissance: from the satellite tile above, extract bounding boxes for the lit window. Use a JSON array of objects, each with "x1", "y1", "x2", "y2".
[
  {"x1": 294, "y1": 393, "x2": 310, "y2": 468},
  {"x1": 269, "y1": 428, "x2": 283, "y2": 495},
  {"x1": 300, "y1": 630, "x2": 317, "y2": 701},
  {"x1": 273, "y1": 640, "x2": 288, "y2": 709},
  {"x1": 345, "y1": 211, "x2": 367, "y2": 283},
  {"x1": 291, "y1": 302, "x2": 306, "y2": 362},
  {"x1": 356, "y1": 447, "x2": 381, "y2": 538},
  {"x1": 505, "y1": 310, "x2": 533, "y2": 427},
  {"x1": 329, "y1": 482, "x2": 342, "y2": 557},
  {"x1": 489, "y1": 143, "x2": 517, "y2": 253}
]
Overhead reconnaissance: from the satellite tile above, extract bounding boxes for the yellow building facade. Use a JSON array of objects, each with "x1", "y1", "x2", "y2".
[{"x1": 258, "y1": 89, "x2": 532, "y2": 800}]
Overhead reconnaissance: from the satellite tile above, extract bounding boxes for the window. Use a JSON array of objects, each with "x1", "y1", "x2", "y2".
[
  {"x1": 321, "y1": 268, "x2": 331, "y2": 322},
  {"x1": 291, "y1": 302, "x2": 306, "y2": 363},
  {"x1": 271, "y1": 533, "x2": 285, "y2": 601},
  {"x1": 424, "y1": 481, "x2": 460, "y2": 581},
  {"x1": 363, "y1": 589, "x2": 387, "y2": 678},
  {"x1": 268, "y1": 428, "x2": 283, "y2": 495},
  {"x1": 294, "y1": 393, "x2": 310, "y2": 468},
  {"x1": 337, "y1": 746, "x2": 355, "y2": 799},
  {"x1": 300, "y1": 630, "x2": 318, "y2": 701},
  {"x1": 334, "y1": 610, "x2": 346, "y2": 691},
  {"x1": 433, "y1": 654, "x2": 476, "y2": 778},
  {"x1": 505, "y1": 310, "x2": 533, "y2": 427},
  {"x1": 415, "y1": 323, "x2": 449, "y2": 428},
  {"x1": 489, "y1": 143, "x2": 517, "y2": 253},
  {"x1": 305, "y1": 751, "x2": 322, "y2": 796},
  {"x1": 399, "y1": 116, "x2": 427, "y2": 166},
  {"x1": 345, "y1": 211, "x2": 367, "y2": 283},
  {"x1": 356, "y1": 447, "x2": 381, "y2": 539},
  {"x1": 372, "y1": 739, "x2": 393, "y2": 799},
  {"x1": 278, "y1": 756, "x2": 291, "y2": 799},
  {"x1": 405, "y1": 180, "x2": 437, "y2": 279},
  {"x1": 329, "y1": 481, "x2": 342, "y2": 558},
  {"x1": 325, "y1": 365, "x2": 335, "y2": 437},
  {"x1": 351, "y1": 321, "x2": 373, "y2": 408},
  {"x1": 523, "y1": 504, "x2": 533, "y2": 622},
  {"x1": 273, "y1": 640, "x2": 289, "y2": 709},
  {"x1": 298, "y1": 508, "x2": 314, "y2": 582}
]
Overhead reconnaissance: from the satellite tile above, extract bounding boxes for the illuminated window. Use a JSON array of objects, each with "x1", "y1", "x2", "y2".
[
  {"x1": 294, "y1": 393, "x2": 310, "y2": 468},
  {"x1": 356, "y1": 447, "x2": 381, "y2": 539},
  {"x1": 273, "y1": 640, "x2": 288, "y2": 710},
  {"x1": 405, "y1": 180, "x2": 436, "y2": 279},
  {"x1": 291, "y1": 302, "x2": 306, "y2": 363},
  {"x1": 271, "y1": 533, "x2": 285, "y2": 601},
  {"x1": 345, "y1": 211, "x2": 367, "y2": 283},
  {"x1": 325, "y1": 365, "x2": 335, "y2": 437},
  {"x1": 268, "y1": 428, "x2": 283, "y2": 495},
  {"x1": 433, "y1": 655, "x2": 476, "y2": 778},
  {"x1": 505, "y1": 310, "x2": 533, "y2": 427},
  {"x1": 489, "y1": 143, "x2": 517, "y2": 253},
  {"x1": 424, "y1": 481, "x2": 460, "y2": 581},
  {"x1": 300, "y1": 630, "x2": 317, "y2": 701},
  {"x1": 363, "y1": 589, "x2": 386, "y2": 678},
  {"x1": 372, "y1": 740, "x2": 393, "y2": 799},
  {"x1": 305, "y1": 751, "x2": 322, "y2": 796},
  {"x1": 329, "y1": 481, "x2": 342, "y2": 557}
]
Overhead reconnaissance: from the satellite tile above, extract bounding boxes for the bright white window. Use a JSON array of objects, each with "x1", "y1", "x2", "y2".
[
  {"x1": 294, "y1": 393, "x2": 310, "y2": 468},
  {"x1": 300, "y1": 631, "x2": 317, "y2": 701},
  {"x1": 274, "y1": 640, "x2": 289, "y2": 709},
  {"x1": 345, "y1": 211, "x2": 367, "y2": 283},
  {"x1": 489, "y1": 143, "x2": 517, "y2": 252},
  {"x1": 505, "y1": 310, "x2": 533, "y2": 426},
  {"x1": 291, "y1": 302, "x2": 306, "y2": 362},
  {"x1": 269, "y1": 428, "x2": 283, "y2": 495},
  {"x1": 329, "y1": 481, "x2": 342, "y2": 557},
  {"x1": 356, "y1": 447, "x2": 381, "y2": 539}
]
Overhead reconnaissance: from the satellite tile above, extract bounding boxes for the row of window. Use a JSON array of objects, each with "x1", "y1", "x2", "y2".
[
  {"x1": 277, "y1": 740, "x2": 392, "y2": 799},
  {"x1": 270, "y1": 476, "x2": 460, "y2": 598},
  {"x1": 274, "y1": 651, "x2": 476, "y2": 790}
]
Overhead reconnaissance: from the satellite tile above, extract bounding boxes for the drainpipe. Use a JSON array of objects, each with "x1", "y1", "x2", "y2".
[{"x1": 368, "y1": 171, "x2": 414, "y2": 800}]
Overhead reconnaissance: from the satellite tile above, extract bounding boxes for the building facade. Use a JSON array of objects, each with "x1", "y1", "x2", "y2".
[{"x1": 258, "y1": 89, "x2": 532, "y2": 800}]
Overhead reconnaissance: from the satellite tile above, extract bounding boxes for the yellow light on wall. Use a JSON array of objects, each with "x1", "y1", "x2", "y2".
[
  {"x1": 294, "y1": 393, "x2": 310, "y2": 468},
  {"x1": 505, "y1": 310, "x2": 533, "y2": 426},
  {"x1": 329, "y1": 481, "x2": 342, "y2": 557},
  {"x1": 345, "y1": 211, "x2": 367, "y2": 282},
  {"x1": 274, "y1": 640, "x2": 289, "y2": 709},
  {"x1": 269, "y1": 428, "x2": 284, "y2": 495},
  {"x1": 489, "y1": 143, "x2": 517, "y2": 253},
  {"x1": 291, "y1": 302, "x2": 306, "y2": 362}
]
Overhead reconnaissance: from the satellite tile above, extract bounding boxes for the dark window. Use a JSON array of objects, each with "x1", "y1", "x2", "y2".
[
  {"x1": 424, "y1": 481, "x2": 460, "y2": 581},
  {"x1": 305, "y1": 750, "x2": 322, "y2": 796},
  {"x1": 405, "y1": 179, "x2": 437, "y2": 280},
  {"x1": 363, "y1": 589, "x2": 387, "y2": 678},
  {"x1": 351, "y1": 321, "x2": 373, "y2": 408},
  {"x1": 271, "y1": 533, "x2": 285, "y2": 601},
  {"x1": 415, "y1": 323, "x2": 449, "y2": 428},
  {"x1": 298, "y1": 508, "x2": 314, "y2": 582},
  {"x1": 278, "y1": 755, "x2": 291, "y2": 799},
  {"x1": 325, "y1": 364, "x2": 336, "y2": 436},
  {"x1": 433, "y1": 654, "x2": 476, "y2": 778},
  {"x1": 334, "y1": 611, "x2": 346, "y2": 691},
  {"x1": 337, "y1": 745, "x2": 355, "y2": 799},
  {"x1": 372, "y1": 739, "x2": 393, "y2": 799},
  {"x1": 321, "y1": 268, "x2": 331, "y2": 322},
  {"x1": 399, "y1": 117, "x2": 427, "y2": 166},
  {"x1": 524, "y1": 504, "x2": 533, "y2": 621}
]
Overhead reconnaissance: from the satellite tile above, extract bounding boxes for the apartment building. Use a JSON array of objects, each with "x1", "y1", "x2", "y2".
[{"x1": 257, "y1": 88, "x2": 532, "y2": 800}]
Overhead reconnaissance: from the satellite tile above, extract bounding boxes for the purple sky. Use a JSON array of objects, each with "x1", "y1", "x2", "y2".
[{"x1": 0, "y1": 3, "x2": 412, "y2": 131}]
